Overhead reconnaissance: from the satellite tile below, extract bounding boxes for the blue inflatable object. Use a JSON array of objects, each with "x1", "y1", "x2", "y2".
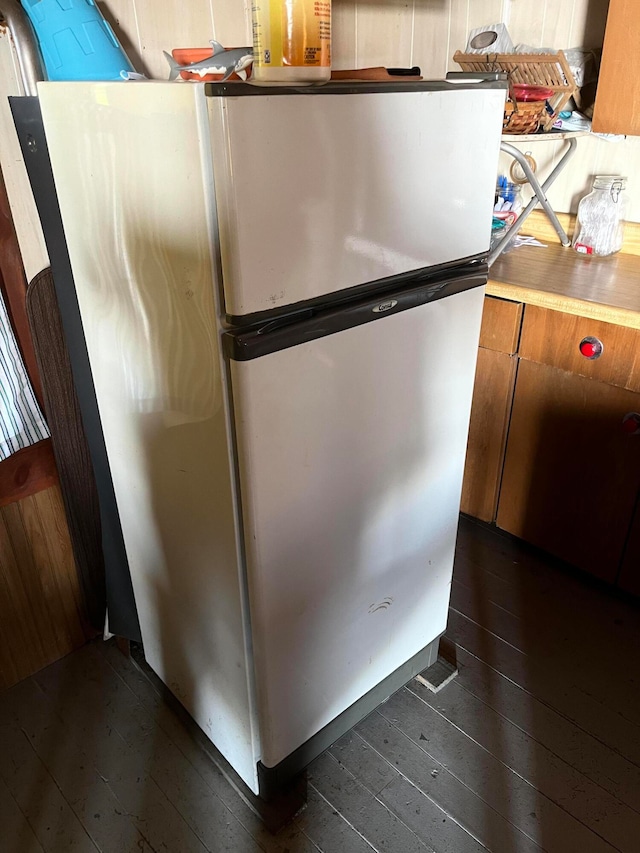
[{"x1": 20, "y1": 0, "x2": 136, "y2": 81}]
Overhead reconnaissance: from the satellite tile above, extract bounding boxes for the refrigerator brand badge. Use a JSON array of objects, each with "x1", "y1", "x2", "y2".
[{"x1": 372, "y1": 300, "x2": 398, "y2": 314}]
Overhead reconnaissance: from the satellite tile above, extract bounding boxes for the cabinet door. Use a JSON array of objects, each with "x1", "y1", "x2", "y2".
[
  {"x1": 461, "y1": 348, "x2": 517, "y2": 522},
  {"x1": 592, "y1": 0, "x2": 640, "y2": 136},
  {"x1": 618, "y1": 499, "x2": 640, "y2": 596},
  {"x1": 497, "y1": 360, "x2": 640, "y2": 582},
  {"x1": 479, "y1": 297, "x2": 523, "y2": 354}
]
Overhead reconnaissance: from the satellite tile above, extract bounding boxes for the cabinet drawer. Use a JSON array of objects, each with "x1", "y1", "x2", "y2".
[
  {"x1": 520, "y1": 305, "x2": 640, "y2": 392},
  {"x1": 479, "y1": 297, "x2": 522, "y2": 354}
]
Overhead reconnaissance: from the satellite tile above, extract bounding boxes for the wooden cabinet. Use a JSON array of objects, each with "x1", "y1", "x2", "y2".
[
  {"x1": 592, "y1": 0, "x2": 640, "y2": 136},
  {"x1": 478, "y1": 294, "x2": 523, "y2": 354},
  {"x1": 496, "y1": 359, "x2": 640, "y2": 583},
  {"x1": 518, "y1": 305, "x2": 640, "y2": 392},
  {"x1": 460, "y1": 297, "x2": 521, "y2": 522},
  {"x1": 463, "y1": 297, "x2": 640, "y2": 590}
]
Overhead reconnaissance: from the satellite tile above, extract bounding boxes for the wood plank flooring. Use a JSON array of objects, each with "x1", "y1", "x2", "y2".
[
  {"x1": 0, "y1": 485, "x2": 90, "y2": 690},
  {"x1": 1, "y1": 515, "x2": 639, "y2": 853}
]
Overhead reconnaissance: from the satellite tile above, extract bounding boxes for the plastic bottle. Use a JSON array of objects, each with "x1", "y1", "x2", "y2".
[
  {"x1": 20, "y1": 0, "x2": 135, "y2": 81},
  {"x1": 251, "y1": 0, "x2": 331, "y2": 86},
  {"x1": 573, "y1": 176, "x2": 629, "y2": 257}
]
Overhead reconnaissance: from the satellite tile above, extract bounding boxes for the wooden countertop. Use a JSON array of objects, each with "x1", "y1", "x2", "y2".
[{"x1": 487, "y1": 243, "x2": 640, "y2": 330}]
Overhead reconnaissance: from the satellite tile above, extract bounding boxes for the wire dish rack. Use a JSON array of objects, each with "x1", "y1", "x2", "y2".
[{"x1": 453, "y1": 51, "x2": 577, "y2": 131}]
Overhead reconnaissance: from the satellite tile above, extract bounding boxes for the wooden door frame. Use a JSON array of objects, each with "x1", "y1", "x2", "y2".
[{"x1": 0, "y1": 166, "x2": 58, "y2": 504}]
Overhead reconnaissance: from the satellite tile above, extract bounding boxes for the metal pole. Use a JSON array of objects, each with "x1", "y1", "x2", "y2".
[
  {"x1": 489, "y1": 137, "x2": 578, "y2": 266},
  {"x1": 0, "y1": 0, "x2": 45, "y2": 96}
]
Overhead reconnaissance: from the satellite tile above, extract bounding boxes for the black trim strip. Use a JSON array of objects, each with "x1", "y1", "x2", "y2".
[
  {"x1": 224, "y1": 265, "x2": 487, "y2": 362},
  {"x1": 10, "y1": 96, "x2": 142, "y2": 643},
  {"x1": 206, "y1": 80, "x2": 509, "y2": 97},
  {"x1": 226, "y1": 253, "x2": 487, "y2": 328},
  {"x1": 257, "y1": 636, "x2": 439, "y2": 800}
]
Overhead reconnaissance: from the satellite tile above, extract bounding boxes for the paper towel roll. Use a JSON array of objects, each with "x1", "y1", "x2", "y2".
[{"x1": 465, "y1": 24, "x2": 514, "y2": 54}]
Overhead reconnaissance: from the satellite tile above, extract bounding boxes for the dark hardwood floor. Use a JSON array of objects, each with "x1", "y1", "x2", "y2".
[{"x1": 1, "y1": 516, "x2": 639, "y2": 852}]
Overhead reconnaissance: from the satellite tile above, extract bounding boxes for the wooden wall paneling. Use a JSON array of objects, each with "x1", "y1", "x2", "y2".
[
  {"x1": 540, "y1": 0, "x2": 575, "y2": 50},
  {"x1": 544, "y1": 136, "x2": 597, "y2": 216},
  {"x1": 210, "y1": 0, "x2": 252, "y2": 46},
  {"x1": 31, "y1": 487, "x2": 90, "y2": 643},
  {"x1": 460, "y1": 348, "x2": 517, "y2": 522},
  {"x1": 332, "y1": 0, "x2": 358, "y2": 70},
  {"x1": 447, "y1": 0, "x2": 469, "y2": 70},
  {"x1": 2, "y1": 499, "x2": 68, "y2": 655},
  {"x1": 591, "y1": 138, "x2": 640, "y2": 223},
  {"x1": 412, "y1": 0, "x2": 453, "y2": 79},
  {"x1": 0, "y1": 33, "x2": 48, "y2": 284},
  {"x1": 519, "y1": 305, "x2": 640, "y2": 393},
  {"x1": 618, "y1": 497, "x2": 640, "y2": 597},
  {"x1": 497, "y1": 139, "x2": 559, "y2": 211},
  {"x1": 355, "y1": 0, "x2": 414, "y2": 68},
  {"x1": 466, "y1": 0, "x2": 503, "y2": 32},
  {"x1": 131, "y1": 0, "x2": 215, "y2": 80},
  {"x1": 0, "y1": 486, "x2": 89, "y2": 690},
  {"x1": 496, "y1": 360, "x2": 640, "y2": 583},
  {"x1": 0, "y1": 508, "x2": 44, "y2": 687},
  {"x1": 16, "y1": 490, "x2": 87, "y2": 650},
  {"x1": 0, "y1": 497, "x2": 52, "y2": 686},
  {"x1": 568, "y1": 0, "x2": 610, "y2": 49},
  {"x1": 507, "y1": 0, "x2": 545, "y2": 48},
  {"x1": 479, "y1": 296, "x2": 523, "y2": 354}
]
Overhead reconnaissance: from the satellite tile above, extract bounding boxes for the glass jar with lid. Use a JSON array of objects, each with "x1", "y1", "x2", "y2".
[{"x1": 572, "y1": 175, "x2": 628, "y2": 257}]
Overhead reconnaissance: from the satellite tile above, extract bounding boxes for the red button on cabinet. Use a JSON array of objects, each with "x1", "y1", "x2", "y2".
[
  {"x1": 579, "y1": 336, "x2": 603, "y2": 359},
  {"x1": 622, "y1": 413, "x2": 640, "y2": 435}
]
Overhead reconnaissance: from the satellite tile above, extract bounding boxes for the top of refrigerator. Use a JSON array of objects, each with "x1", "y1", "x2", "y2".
[{"x1": 204, "y1": 79, "x2": 509, "y2": 97}]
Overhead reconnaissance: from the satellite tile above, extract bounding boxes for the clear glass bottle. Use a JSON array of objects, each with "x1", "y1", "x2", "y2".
[
  {"x1": 251, "y1": 0, "x2": 331, "y2": 86},
  {"x1": 572, "y1": 175, "x2": 628, "y2": 257}
]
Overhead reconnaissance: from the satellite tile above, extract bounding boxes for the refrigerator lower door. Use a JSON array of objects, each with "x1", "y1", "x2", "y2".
[{"x1": 229, "y1": 284, "x2": 484, "y2": 770}]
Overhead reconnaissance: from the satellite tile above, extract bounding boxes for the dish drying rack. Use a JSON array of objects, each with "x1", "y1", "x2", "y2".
[
  {"x1": 452, "y1": 51, "x2": 580, "y2": 263},
  {"x1": 453, "y1": 50, "x2": 576, "y2": 131}
]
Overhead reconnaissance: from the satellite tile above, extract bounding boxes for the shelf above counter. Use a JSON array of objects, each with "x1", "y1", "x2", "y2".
[{"x1": 501, "y1": 130, "x2": 590, "y2": 142}]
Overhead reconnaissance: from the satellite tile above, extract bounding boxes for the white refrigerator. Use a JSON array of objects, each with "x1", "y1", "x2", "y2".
[{"x1": 34, "y1": 79, "x2": 505, "y2": 797}]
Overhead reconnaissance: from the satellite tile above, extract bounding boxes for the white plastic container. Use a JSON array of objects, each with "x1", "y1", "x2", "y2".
[
  {"x1": 251, "y1": 0, "x2": 331, "y2": 86},
  {"x1": 573, "y1": 175, "x2": 628, "y2": 257}
]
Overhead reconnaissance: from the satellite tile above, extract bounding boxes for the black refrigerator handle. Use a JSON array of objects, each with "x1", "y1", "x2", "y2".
[{"x1": 224, "y1": 268, "x2": 487, "y2": 362}]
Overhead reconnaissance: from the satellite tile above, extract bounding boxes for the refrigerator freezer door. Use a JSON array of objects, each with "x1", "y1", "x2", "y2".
[
  {"x1": 230, "y1": 285, "x2": 485, "y2": 768},
  {"x1": 208, "y1": 87, "x2": 504, "y2": 320}
]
